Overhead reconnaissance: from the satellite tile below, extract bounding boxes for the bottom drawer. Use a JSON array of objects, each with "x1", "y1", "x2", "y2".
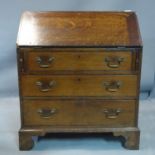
[{"x1": 22, "y1": 99, "x2": 136, "y2": 127}]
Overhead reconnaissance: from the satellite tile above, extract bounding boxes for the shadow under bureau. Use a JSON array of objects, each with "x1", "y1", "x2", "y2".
[{"x1": 16, "y1": 11, "x2": 142, "y2": 150}]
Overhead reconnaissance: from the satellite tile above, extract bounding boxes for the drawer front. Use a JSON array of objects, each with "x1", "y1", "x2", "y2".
[
  {"x1": 24, "y1": 48, "x2": 133, "y2": 72},
  {"x1": 23, "y1": 99, "x2": 136, "y2": 127},
  {"x1": 21, "y1": 75, "x2": 137, "y2": 97}
]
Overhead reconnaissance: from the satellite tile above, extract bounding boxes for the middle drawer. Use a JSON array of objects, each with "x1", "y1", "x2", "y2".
[{"x1": 21, "y1": 75, "x2": 137, "y2": 97}]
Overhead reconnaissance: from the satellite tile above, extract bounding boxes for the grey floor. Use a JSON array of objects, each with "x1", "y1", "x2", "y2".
[{"x1": 0, "y1": 97, "x2": 155, "y2": 155}]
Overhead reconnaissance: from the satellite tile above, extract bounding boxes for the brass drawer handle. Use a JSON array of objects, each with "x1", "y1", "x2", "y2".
[
  {"x1": 36, "y1": 80, "x2": 56, "y2": 92},
  {"x1": 36, "y1": 56, "x2": 55, "y2": 68},
  {"x1": 37, "y1": 108, "x2": 57, "y2": 118},
  {"x1": 103, "y1": 108, "x2": 122, "y2": 119},
  {"x1": 103, "y1": 81, "x2": 122, "y2": 92},
  {"x1": 105, "y1": 57, "x2": 124, "y2": 68}
]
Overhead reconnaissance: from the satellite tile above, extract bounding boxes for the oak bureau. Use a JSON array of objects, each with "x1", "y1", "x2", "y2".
[{"x1": 16, "y1": 11, "x2": 142, "y2": 150}]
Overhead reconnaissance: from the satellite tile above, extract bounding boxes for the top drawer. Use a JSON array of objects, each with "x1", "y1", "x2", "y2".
[{"x1": 19, "y1": 48, "x2": 136, "y2": 73}]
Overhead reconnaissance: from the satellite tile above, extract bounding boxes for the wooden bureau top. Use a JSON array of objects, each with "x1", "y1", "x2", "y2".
[{"x1": 17, "y1": 11, "x2": 142, "y2": 47}]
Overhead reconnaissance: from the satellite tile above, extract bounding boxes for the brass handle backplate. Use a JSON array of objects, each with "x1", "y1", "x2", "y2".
[
  {"x1": 36, "y1": 56, "x2": 55, "y2": 68},
  {"x1": 105, "y1": 56, "x2": 124, "y2": 68},
  {"x1": 37, "y1": 108, "x2": 57, "y2": 118},
  {"x1": 36, "y1": 80, "x2": 56, "y2": 92},
  {"x1": 103, "y1": 81, "x2": 122, "y2": 92},
  {"x1": 103, "y1": 108, "x2": 122, "y2": 119}
]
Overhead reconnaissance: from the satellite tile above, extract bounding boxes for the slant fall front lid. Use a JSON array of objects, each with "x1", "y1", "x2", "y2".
[{"x1": 17, "y1": 11, "x2": 142, "y2": 47}]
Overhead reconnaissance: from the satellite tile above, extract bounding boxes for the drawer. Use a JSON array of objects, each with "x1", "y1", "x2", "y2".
[
  {"x1": 22, "y1": 99, "x2": 136, "y2": 127},
  {"x1": 23, "y1": 48, "x2": 134, "y2": 72},
  {"x1": 21, "y1": 75, "x2": 137, "y2": 97}
]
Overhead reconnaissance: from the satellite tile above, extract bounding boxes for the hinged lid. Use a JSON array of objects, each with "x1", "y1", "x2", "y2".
[{"x1": 17, "y1": 11, "x2": 142, "y2": 47}]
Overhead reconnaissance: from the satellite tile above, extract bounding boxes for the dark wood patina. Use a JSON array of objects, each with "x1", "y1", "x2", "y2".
[{"x1": 17, "y1": 11, "x2": 142, "y2": 150}]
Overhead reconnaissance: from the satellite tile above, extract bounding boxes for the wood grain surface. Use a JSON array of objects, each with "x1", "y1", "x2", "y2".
[
  {"x1": 21, "y1": 75, "x2": 138, "y2": 97},
  {"x1": 24, "y1": 48, "x2": 133, "y2": 72},
  {"x1": 17, "y1": 11, "x2": 142, "y2": 150},
  {"x1": 23, "y1": 99, "x2": 136, "y2": 127},
  {"x1": 17, "y1": 11, "x2": 142, "y2": 47}
]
